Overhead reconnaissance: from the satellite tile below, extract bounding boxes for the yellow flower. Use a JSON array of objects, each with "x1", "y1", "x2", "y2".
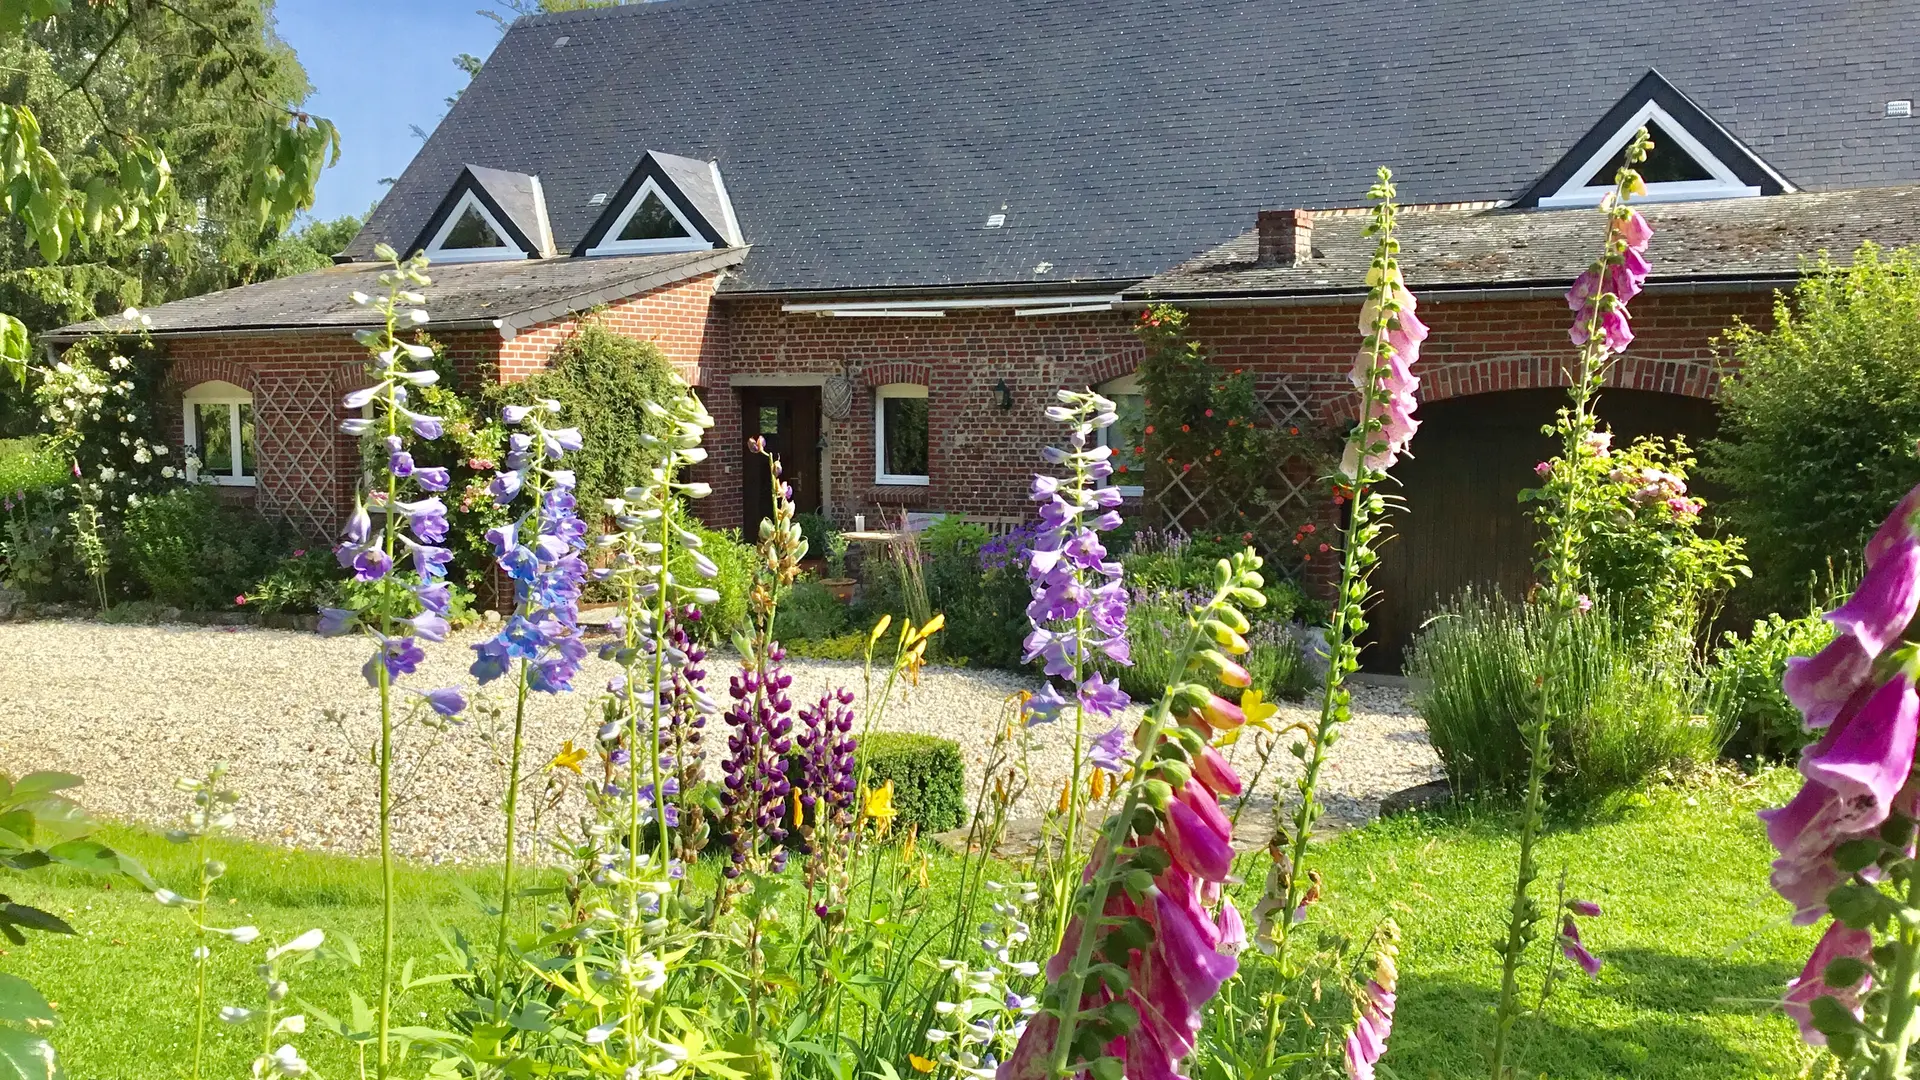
[
  {"x1": 869, "y1": 614, "x2": 893, "y2": 645},
  {"x1": 791, "y1": 788, "x2": 805, "y2": 829},
  {"x1": 914, "y1": 853, "x2": 930, "y2": 889},
  {"x1": 908, "y1": 1055, "x2": 937, "y2": 1074},
  {"x1": 1241, "y1": 689, "x2": 1280, "y2": 731},
  {"x1": 1089, "y1": 768, "x2": 1107, "y2": 801},
  {"x1": 548, "y1": 740, "x2": 588, "y2": 775},
  {"x1": 1056, "y1": 779, "x2": 1072, "y2": 815},
  {"x1": 863, "y1": 780, "x2": 898, "y2": 834},
  {"x1": 910, "y1": 613, "x2": 946, "y2": 644},
  {"x1": 903, "y1": 824, "x2": 919, "y2": 860}
]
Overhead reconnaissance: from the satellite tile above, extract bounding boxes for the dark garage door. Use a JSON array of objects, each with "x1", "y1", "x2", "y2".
[{"x1": 1365, "y1": 387, "x2": 1719, "y2": 672}]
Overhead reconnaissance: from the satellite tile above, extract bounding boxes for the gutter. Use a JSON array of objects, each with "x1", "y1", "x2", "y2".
[{"x1": 1116, "y1": 274, "x2": 1799, "y2": 308}]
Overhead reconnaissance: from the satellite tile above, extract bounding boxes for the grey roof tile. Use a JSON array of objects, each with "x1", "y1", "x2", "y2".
[
  {"x1": 1127, "y1": 186, "x2": 1920, "y2": 298},
  {"x1": 336, "y1": 0, "x2": 1918, "y2": 293},
  {"x1": 47, "y1": 248, "x2": 745, "y2": 339}
]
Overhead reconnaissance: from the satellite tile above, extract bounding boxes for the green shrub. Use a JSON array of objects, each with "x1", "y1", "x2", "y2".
[
  {"x1": 122, "y1": 486, "x2": 292, "y2": 609},
  {"x1": 1121, "y1": 529, "x2": 1322, "y2": 626},
  {"x1": 0, "y1": 438, "x2": 64, "y2": 499},
  {"x1": 3, "y1": 507, "x2": 78, "y2": 599},
  {"x1": 1407, "y1": 589, "x2": 1722, "y2": 801},
  {"x1": 678, "y1": 519, "x2": 754, "y2": 641},
  {"x1": 1707, "y1": 608, "x2": 1838, "y2": 761},
  {"x1": 779, "y1": 632, "x2": 870, "y2": 662},
  {"x1": 244, "y1": 548, "x2": 344, "y2": 614},
  {"x1": 795, "y1": 512, "x2": 833, "y2": 567},
  {"x1": 856, "y1": 732, "x2": 965, "y2": 835},
  {"x1": 1706, "y1": 244, "x2": 1920, "y2": 610},
  {"x1": 493, "y1": 322, "x2": 685, "y2": 514},
  {"x1": 920, "y1": 514, "x2": 989, "y2": 558},
  {"x1": 773, "y1": 577, "x2": 848, "y2": 642}
]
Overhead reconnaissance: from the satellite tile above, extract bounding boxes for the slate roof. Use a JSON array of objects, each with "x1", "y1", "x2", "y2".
[
  {"x1": 45, "y1": 248, "x2": 745, "y2": 340},
  {"x1": 343, "y1": 0, "x2": 1920, "y2": 295},
  {"x1": 1126, "y1": 186, "x2": 1920, "y2": 300}
]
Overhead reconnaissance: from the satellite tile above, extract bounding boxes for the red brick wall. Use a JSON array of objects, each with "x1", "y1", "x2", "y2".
[
  {"x1": 693, "y1": 289, "x2": 1766, "y2": 533},
  {"x1": 497, "y1": 270, "x2": 727, "y2": 384}
]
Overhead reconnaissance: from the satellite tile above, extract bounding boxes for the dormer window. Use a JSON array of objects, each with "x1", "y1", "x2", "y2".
[
  {"x1": 576, "y1": 151, "x2": 743, "y2": 257},
  {"x1": 409, "y1": 164, "x2": 556, "y2": 264},
  {"x1": 1519, "y1": 70, "x2": 1793, "y2": 209}
]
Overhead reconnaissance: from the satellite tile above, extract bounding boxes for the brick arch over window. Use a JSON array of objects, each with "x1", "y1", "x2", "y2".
[
  {"x1": 1418, "y1": 352, "x2": 1719, "y2": 405},
  {"x1": 860, "y1": 361, "x2": 930, "y2": 388},
  {"x1": 1071, "y1": 351, "x2": 1144, "y2": 389},
  {"x1": 161, "y1": 355, "x2": 257, "y2": 400}
]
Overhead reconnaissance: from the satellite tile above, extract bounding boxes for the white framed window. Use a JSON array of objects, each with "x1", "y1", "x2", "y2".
[
  {"x1": 422, "y1": 189, "x2": 528, "y2": 264},
  {"x1": 183, "y1": 380, "x2": 256, "y2": 486},
  {"x1": 1537, "y1": 101, "x2": 1762, "y2": 208},
  {"x1": 873, "y1": 382, "x2": 930, "y2": 486},
  {"x1": 1096, "y1": 373, "x2": 1145, "y2": 498},
  {"x1": 583, "y1": 177, "x2": 714, "y2": 256}
]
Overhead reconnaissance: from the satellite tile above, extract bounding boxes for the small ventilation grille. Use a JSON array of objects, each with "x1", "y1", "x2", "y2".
[
  {"x1": 588, "y1": 193, "x2": 607, "y2": 205},
  {"x1": 553, "y1": 35, "x2": 570, "y2": 48},
  {"x1": 984, "y1": 213, "x2": 1006, "y2": 229},
  {"x1": 1889, "y1": 100, "x2": 1913, "y2": 118}
]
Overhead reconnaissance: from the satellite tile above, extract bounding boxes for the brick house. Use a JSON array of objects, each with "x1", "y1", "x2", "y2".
[{"x1": 45, "y1": 0, "x2": 1920, "y2": 657}]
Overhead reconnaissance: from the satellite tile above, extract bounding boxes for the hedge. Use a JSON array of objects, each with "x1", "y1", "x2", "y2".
[{"x1": 856, "y1": 732, "x2": 965, "y2": 835}]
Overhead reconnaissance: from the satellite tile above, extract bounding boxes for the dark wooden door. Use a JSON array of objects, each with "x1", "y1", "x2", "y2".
[
  {"x1": 1366, "y1": 388, "x2": 1719, "y2": 672},
  {"x1": 739, "y1": 386, "x2": 822, "y2": 535}
]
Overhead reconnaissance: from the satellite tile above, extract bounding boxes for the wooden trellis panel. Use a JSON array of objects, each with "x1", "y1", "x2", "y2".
[
  {"x1": 1147, "y1": 374, "x2": 1323, "y2": 567},
  {"x1": 253, "y1": 370, "x2": 343, "y2": 539}
]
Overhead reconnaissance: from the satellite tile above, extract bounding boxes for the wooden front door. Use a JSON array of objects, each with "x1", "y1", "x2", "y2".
[
  {"x1": 1366, "y1": 388, "x2": 1718, "y2": 672},
  {"x1": 739, "y1": 386, "x2": 823, "y2": 534}
]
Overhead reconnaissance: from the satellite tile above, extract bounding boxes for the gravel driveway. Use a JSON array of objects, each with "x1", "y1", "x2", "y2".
[{"x1": 0, "y1": 619, "x2": 1440, "y2": 863}]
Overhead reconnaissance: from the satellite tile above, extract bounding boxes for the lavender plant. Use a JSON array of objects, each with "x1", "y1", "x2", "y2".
[
  {"x1": 317, "y1": 245, "x2": 468, "y2": 1077},
  {"x1": 469, "y1": 397, "x2": 589, "y2": 988},
  {"x1": 1757, "y1": 481, "x2": 1920, "y2": 1075},
  {"x1": 1017, "y1": 388, "x2": 1132, "y2": 947},
  {"x1": 1487, "y1": 130, "x2": 1651, "y2": 1079}
]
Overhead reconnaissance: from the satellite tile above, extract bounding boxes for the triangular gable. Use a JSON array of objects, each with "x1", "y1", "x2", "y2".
[
  {"x1": 409, "y1": 165, "x2": 554, "y2": 263},
  {"x1": 1516, "y1": 70, "x2": 1794, "y2": 208},
  {"x1": 575, "y1": 151, "x2": 742, "y2": 256}
]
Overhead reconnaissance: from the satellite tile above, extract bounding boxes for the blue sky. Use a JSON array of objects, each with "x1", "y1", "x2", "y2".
[{"x1": 274, "y1": 1, "x2": 511, "y2": 224}]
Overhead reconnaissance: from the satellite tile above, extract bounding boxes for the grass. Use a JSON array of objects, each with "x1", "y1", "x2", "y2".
[
  {"x1": 7, "y1": 769, "x2": 1818, "y2": 1080},
  {"x1": 1260, "y1": 765, "x2": 1816, "y2": 1079}
]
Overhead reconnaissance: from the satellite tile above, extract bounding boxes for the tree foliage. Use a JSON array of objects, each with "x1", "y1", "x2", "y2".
[{"x1": 1705, "y1": 244, "x2": 1920, "y2": 609}]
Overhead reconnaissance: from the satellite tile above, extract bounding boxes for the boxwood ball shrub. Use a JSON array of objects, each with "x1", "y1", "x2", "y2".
[{"x1": 855, "y1": 732, "x2": 965, "y2": 834}]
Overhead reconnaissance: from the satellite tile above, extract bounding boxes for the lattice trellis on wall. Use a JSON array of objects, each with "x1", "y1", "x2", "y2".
[
  {"x1": 253, "y1": 370, "x2": 342, "y2": 539},
  {"x1": 1148, "y1": 374, "x2": 1325, "y2": 566}
]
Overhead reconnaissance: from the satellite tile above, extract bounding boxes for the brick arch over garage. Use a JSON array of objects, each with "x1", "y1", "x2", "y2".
[{"x1": 1419, "y1": 351, "x2": 1720, "y2": 405}]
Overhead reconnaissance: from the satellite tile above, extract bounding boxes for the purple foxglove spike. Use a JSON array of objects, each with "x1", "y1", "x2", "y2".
[{"x1": 1782, "y1": 922, "x2": 1872, "y2": 1046}]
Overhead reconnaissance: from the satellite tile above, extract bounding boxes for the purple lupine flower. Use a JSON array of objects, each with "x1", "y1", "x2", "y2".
[
  {"x1": 796, "y1": 687, "x2": 858, "y2": 819},
  {"x1": 720, "y1": 645, "x2": 795, "y2": 875}
]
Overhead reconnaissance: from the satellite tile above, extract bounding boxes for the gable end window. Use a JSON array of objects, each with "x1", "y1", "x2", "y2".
[
  {"x1": 1095, "y1": 373, "x2": 1145, "y2": 498},
  {"x1": 183, "y1": 381, "x2": 256, "y2": 486},
  {"x1": 1538, "y1": 100, "x2": 1764, "y2": 208},
  {"x1": 423, "y1": 190, "x2": 528, "y2": 263},
  {"x1": 586, "y1": 177, "x2": 713, "y2": 256},
  {"x1": 874, "y1": 383, "x2": 929, "y2": 486}
]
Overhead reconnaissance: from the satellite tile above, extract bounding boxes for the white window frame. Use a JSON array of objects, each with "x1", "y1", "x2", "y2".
[
  {"x1": 584, "y1": 177, "x2": 714, "y2": 256},
  {"x1": 1096, "y1": 372, "x2": 1145, "y2": 498},
  {"x1": 1537, "y1": 101, "x2": 1762, "y2": 208},
  {"x1": 873, "y1": 382, "x2": 930, "y2": 486},
  {"x1": 423, "y1": 189, "x2": 527, "y2": 264},
  {"x1": 183, "y1": 380, "x2": 256, "y2": 487}
]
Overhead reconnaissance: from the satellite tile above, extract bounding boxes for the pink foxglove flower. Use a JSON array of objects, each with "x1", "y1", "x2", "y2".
[
  {"x1": 1342, "y1": 266, "x2": 1426, "y2": 477},
  {"x1": 1782, "y1": 923, "x2": 1874, "y2": 1046},
  {"x1": 1342, "y1": 925, "x2": 1400, "y2": 1080},
  {"x1": 1783, "y1": 491, "x2": 1920, "y2": 729}
]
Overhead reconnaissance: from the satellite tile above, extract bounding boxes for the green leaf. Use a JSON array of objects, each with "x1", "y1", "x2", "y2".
[
  {"x1": 9, "y1": 776, "x2": 78, "y2": 799},
  {"x1": 0, "y1": 975, "x2": 54, "y2": 1029},
  {"x1": 0, "y1": 1026, "x2": 59, "y2": 1080},
  {"x1": 0, "y1": 905, "x2": 70, "y2": 938}
]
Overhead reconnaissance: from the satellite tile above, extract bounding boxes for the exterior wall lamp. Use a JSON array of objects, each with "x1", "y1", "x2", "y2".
[{"x1": 993, "y1": 378, "x2": 1013, "y2": 410}]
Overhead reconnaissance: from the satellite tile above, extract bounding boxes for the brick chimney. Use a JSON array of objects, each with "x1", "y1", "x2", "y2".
[{"x1": 1257, "y1": 209, "x2": 1313, "y2": 266}]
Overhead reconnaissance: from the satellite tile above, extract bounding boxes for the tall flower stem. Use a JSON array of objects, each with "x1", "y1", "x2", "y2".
[
  {"x1": 1488, "y1": 129, "x2": 1650, "y2": 1080},
  {"x1": 1270, "y1": 170, "x2": 1414, "y2": 976},
  {"x1": 1875, "y1": 871, "x2": 1920, "y2": 1077},
  {"x1": 493, "y1": 663, "x2": 533, "y2": 993}
]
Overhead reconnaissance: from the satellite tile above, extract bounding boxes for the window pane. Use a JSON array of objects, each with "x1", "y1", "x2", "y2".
[
  {"x1": 882, "y1": 396, "x2": 928, "y2": 477},
  {"x1": 237, "y1": 404, "x2": 255, "y2": 478},
  {"x1": 443, "y1": 205, "x2": 507, "y2": 249},
  {"x1": 1110, "y1": 393, "x2": 1146, "y2": 484},
  {"x1": 1590, "y1": 120, "x2": 1711, "y2": 184},
  {"x1": 197, "y1": 403, "x2": 233, "y2": 476},
  {"x1": 758, "y1": 405, "x2": 781, "y2": 435},
  {"x1": 618, "y1": 192, "x2": 691, "y2": 241}
]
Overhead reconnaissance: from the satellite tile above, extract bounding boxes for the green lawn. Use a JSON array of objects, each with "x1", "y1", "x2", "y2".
[
  {"x1": 1284, "y1": 766, "x2": 1817, "y2": 1079},
  {"x1": 5, "y1": 769, "x2": 1819, "y2": 1079}
]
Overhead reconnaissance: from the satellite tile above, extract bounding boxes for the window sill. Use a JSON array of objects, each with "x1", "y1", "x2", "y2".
[
  {"x1": 873, "y1": 474, "x2": 930, "y2": 487},
  {"x1": 195, "y1": 475, "x2": 258, "y2": 488}
]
